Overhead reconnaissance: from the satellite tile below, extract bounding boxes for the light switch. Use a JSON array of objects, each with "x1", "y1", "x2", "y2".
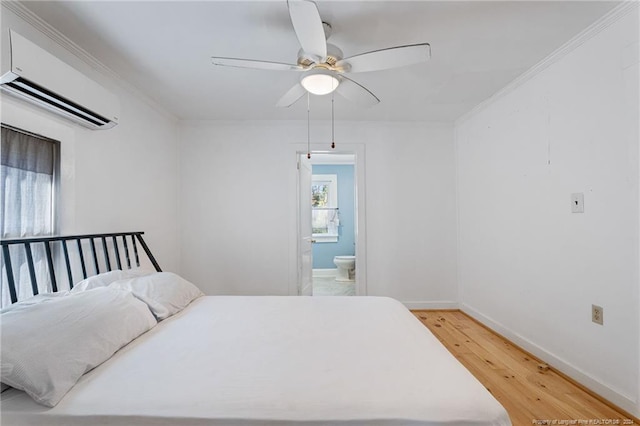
[{"x1": 571, "y1": 193, "x2": 584, "y2": 213}]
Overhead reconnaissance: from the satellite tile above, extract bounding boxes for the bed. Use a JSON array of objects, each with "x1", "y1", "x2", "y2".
[{"x1": 1, "y1": 232, "x2": 511, "y2": 426}]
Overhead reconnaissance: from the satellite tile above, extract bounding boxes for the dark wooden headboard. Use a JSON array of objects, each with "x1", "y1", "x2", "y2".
[{"x1": 1, "y1": 232, "x2": 161, "y2": 304}]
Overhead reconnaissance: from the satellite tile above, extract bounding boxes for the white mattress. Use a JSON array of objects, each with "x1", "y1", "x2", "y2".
[{"x1": 1, "y1": 296, "x2": 511, "y2": 426}]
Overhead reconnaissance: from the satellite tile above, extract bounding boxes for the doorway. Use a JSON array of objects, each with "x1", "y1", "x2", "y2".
[
  {"x1": 310, "y1": 154, "x2": 355, "y2": 295},
  {"x1": 293, "y1": 146, "x2": 366, "y2": 297}
]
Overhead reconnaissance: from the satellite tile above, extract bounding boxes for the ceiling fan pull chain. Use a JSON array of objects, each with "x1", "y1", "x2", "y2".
[
  {"x1": 307, "y1": 92, "x2": 311, "y2": 159},
  {"x1": 331, "y1": 91, "x2": 335, "y2": 149}
]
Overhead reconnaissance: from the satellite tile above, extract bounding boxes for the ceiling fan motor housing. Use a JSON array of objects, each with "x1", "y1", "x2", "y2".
[{"x1": 297, "y1": 43, "x2": 344, "y2": 69}]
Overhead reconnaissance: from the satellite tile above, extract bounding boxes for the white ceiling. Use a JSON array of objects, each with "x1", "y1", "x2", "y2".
[{"x1": 22, "y1": 1, "x2": 618, "y2": 122}]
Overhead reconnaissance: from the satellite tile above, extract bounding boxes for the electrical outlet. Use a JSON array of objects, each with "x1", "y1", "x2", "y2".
[{"x1": 592, "y1": 304, "x2": 603, "y2": 325}]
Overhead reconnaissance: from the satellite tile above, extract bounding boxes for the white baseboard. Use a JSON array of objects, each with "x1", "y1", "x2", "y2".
[
  {"x1": 461, "y1": 303, "x2": 638, "y2": 417},
  {"x1": 402, "y1": 301, "x2": 459, "y2": 310},
  {"x1": 312, "y1": 268, "x2": 337, "y2": 277}
]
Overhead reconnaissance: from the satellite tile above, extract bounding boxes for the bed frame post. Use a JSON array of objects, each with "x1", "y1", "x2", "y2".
[{"x1": 135, "y1": 234, "x2": 162, "y2": 272}]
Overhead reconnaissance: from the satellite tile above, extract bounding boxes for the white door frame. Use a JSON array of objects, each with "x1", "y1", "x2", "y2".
[
  {"x1": 297, "y1": 153, "x2": 313, "y2": 296},
  {"x1": 288, "y1": 142, "x2": 367, "y2": 296}
]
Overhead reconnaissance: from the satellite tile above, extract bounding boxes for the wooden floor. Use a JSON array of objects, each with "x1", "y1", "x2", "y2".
[{"x1": 413, "y1": 310, "x2": 636, "y2": 425}]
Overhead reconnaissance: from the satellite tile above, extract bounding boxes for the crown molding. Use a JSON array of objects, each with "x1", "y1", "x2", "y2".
[
  {"x1": 456, "y1": 0, "x2": 639, "y2": 126},
  {"x1": 2, "y1": 0, "x2": 178, "y2": 123}
]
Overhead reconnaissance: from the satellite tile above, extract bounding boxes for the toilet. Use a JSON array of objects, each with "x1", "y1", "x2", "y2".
[{"x1": 333, "y1": 256, "x2": 355, "y2": 282}]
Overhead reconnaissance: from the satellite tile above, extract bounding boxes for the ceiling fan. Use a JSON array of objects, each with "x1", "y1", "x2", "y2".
[{"x1": 211, "y1": 0, "x2": 431, "y2": 108}]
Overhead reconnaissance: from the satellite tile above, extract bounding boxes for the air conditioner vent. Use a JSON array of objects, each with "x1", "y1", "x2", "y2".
[{"x1": 5, "y1": 78, "x2": 111, "y2": 127}]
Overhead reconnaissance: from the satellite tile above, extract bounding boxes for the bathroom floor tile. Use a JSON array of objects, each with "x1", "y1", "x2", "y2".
[{"x1": 312, "y1": 276, "x2": 356, "y2": 296}]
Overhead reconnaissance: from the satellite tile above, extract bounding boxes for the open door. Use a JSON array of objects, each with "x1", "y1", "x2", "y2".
[{"x1": 298, "y1": 154, "x2": 313, "y2": 296}]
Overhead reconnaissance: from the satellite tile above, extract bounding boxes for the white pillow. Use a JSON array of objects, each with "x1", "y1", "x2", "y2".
[
  {"x1": 125, "y1": 267, "x2": 157, "y2": 277},
  {"x1": 110, "y1": 272, "x2": 203, "y2": 320},
  {"x1": 0, "y1": 287, "x2": 157, "y2": 407},
  {"x1": 0, "y1": 291, "x2": 70, "y2": 313},
  {"x1": 71, "y1": 268, "x2": 154, "y2": 293}
]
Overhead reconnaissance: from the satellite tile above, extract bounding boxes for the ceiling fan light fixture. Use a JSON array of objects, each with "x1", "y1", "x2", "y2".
[{"x1": 301, "y1": 69, "x2": 339, "y2": 95}]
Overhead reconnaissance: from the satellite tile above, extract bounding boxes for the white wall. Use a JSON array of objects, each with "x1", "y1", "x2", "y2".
[
  {"x1": 1, "y1": 6, "x2": 181, "y2": 273},
  {"x1": 179, "y1": 120, "x2": 457, "y2": 307},
  {"x1": 455, "y1": 7, "x2": 639, "y2": 416}
]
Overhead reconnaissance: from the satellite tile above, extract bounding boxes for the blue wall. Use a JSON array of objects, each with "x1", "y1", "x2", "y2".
[{"x1": 312, "y1": 165, "x2": 355, "y2": 269}]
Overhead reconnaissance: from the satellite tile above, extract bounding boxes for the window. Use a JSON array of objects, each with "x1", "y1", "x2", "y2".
[
  {"x1": 312, "y1": 174, "x2": 339, "y2": 243},
  {"x1": 1, "y1": 124, "x2": 59, "y2": 306}
]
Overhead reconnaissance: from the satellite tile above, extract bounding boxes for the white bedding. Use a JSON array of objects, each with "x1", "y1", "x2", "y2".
[{"x1": 1, "y1": 296, "x2": 511, "y2": 426}]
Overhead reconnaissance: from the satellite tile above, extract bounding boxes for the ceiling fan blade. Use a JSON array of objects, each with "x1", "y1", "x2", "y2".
[
  {"x1": 276, "y1": 83, "x2": 307, "y2": 108},
  {"x1": 211, "y1": 57, "x2": 302, "y2": 71},
  {"x1": 287, "y1": 0, "x2": 327, "y2": 60},
  {"x1": 336, "y1": 43, "x2": 431, "y2": 73},
  {"x1": 335, "y1": 76, "x2": 379, "y2": 107}
]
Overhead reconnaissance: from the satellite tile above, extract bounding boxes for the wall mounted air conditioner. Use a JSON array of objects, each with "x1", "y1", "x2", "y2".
[{"x1": 1, "y1": 30, "x2": 119, "y2": 130}]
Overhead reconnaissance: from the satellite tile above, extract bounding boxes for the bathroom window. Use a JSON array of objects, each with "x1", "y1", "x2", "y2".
[{"x1": 312, "y1": 174, "x2": 338, "y2": 243}]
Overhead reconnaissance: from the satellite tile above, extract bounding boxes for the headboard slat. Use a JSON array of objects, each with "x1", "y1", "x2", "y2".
[
  {"x1": 44, "y1": 241, "x2": 58, "y2": 293},
  {"x1": 89, "y1": 239, "x2": 100, "y2": 275},
  {"x1": 132, "y1": 236, "x2": 140, "y2": 267},
  {"x1": 2, "y1": 244, "x2": 18, "y2": 304},
  {"x1": 24, "y1": 243, "x2": 39, "y2": 296},
  {"x1": 76, "y1": 238, "x2": 88, "y2": 279},
  {"x1": 112, "y1": 236, "x2": 122, "y2": 270},
  {"x1": 123, "y1": 236, "x2": 132, "y2": 269},
  {"x1": 101, "y1": 237, "x2": 111, "y2": 272},
  {"x1": 62, "y1": 240, "x2": 74, "y2": 289}
]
